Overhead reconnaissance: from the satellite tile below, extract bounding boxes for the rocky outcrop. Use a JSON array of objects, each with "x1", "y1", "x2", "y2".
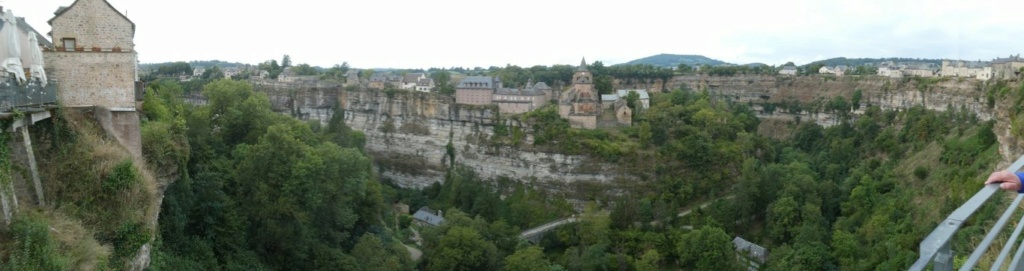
[
  {"x1": 337, "y1": 89, "x2": 630, "y2": 190},
  {"x1": 667, "y1": 75, "x2": 992, "y2": 120}
]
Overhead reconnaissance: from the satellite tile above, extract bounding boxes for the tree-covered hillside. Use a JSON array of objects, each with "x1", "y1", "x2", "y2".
[
  {"x1": 804, "y1": 57, "x2": 942, "y2": 67},
  {"x1": 621, "y1": 54, "x2": 731, "y2": 68}
]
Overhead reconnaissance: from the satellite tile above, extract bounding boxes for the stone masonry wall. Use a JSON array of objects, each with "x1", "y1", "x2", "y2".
[
  {"x1": 45, "y1": 52, "x2": 137, "y2": 109},
  {"x1": 49, "y1": 0, "x2": 134, "y2": 50}
]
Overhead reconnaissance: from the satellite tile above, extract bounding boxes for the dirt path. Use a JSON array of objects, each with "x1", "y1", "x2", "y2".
[
  {"x1": 677, "y1": 195, "x2": 736, "y2": 217},
  {"x1": 405, "y1": 244, "x2": 422, "y2": 261}
]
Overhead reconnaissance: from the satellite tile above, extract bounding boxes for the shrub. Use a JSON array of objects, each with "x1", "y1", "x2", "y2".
[
  {"x1": 1, "y1": 213, "x2": 69, "y2": 270},
  {"x1": 913, "y1": 166, "x2": 929, "y2": 180},
  {"x1": 109, "y1": 221, "x2": 149, "y2": 267},
  {"x1": 103, "y1": 160, "x2": 140, "y2": 193}
]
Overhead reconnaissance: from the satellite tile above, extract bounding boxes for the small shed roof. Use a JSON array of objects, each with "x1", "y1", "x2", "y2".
[
  {"x1": 616, "y1": 89, "x2": 649, "y2": 100},
  {"x1": 412, "y1": 210, "x2": 444, "y2": 226}
]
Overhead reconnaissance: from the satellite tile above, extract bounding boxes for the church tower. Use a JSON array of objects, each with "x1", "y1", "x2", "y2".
[
  {"x1": 572, "y1": 57, "x2": 595, "y2": 99},
  {"x1": 558, "y1": 57, "x2": 602, "y2": 129}
]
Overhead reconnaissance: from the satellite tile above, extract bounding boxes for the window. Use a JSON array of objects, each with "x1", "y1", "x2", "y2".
[{"x1": 62, "y1": 38, "x2": 76, "y2": 51}]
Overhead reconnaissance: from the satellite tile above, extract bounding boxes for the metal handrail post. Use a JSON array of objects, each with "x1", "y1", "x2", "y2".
[
  {"x1": 991, "y1": 196, "x2": 1024, "y2": 270},
  {"x1": 910, "y1": 155, "x2": 1024, "y2": 271},
  {"x1": 961, "y1": 194, "x2": 1024, "y2": 270}
]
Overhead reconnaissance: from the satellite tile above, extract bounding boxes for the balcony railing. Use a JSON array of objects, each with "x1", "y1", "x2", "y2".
[
  {"x1": 0, "y1": 77, "x2": 58, "y2": 113},
  {"x1": 912, "y1": 155, "x2": 1024, "y2": 271}
]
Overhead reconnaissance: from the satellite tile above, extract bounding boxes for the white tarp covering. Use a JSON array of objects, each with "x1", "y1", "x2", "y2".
[
  {"x1": 0, "y1": 10, "x2": 24, "y2": 83},
  {"x1": 27, "y1": 34, "x2": 44, "y2": 86}
]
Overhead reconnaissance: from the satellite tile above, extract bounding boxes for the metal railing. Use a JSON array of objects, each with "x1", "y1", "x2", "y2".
[
  {"x1": 0, "y1": 78, "x2": 57, "y2": 113},
  {"x1": 911, "y1": 155, "x2": 1024, "y2": 271}
]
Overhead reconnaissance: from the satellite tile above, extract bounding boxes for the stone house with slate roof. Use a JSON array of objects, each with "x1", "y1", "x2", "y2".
[
  {"x1": 493, "y1": 80, "x2": 548, "y2": 114},
  {"x1": 43, "y1": 0, "x2": 143, "y2": 157},
  {"x1": 992, "y1": 55, "x2": 1024, "y2": 80},
  {"x1": 455, "y1": 76, "x2": 501, "y2": 105},
  {"x1": 45, "y1": 0, "x2": 139, "y2": 111},
  {"x1": 412, "y1": 207, "x2": 444, "y2": 227}
]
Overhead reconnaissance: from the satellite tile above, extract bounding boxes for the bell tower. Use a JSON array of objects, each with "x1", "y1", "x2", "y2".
[{"x1": 572, "y1": 57, "x2": 595, "y2": 98}]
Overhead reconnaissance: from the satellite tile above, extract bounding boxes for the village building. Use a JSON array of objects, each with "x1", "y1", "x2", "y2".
[
  {"x1": 531, "y1": 81, "x2": 553, "y2": 101},
  {"x1": 222, "y1": 67, "x2": 240, "y2": 79},
  {"x1": 991, "y1": 55, "x2": 1024, "y2": 80},
  {"x1": 43, "y1": 0, "x2": 143, "y2": 157},
  {"x1": 733, "y1": 237, "x2": 768, "y2": 270},
  {"x1": 940, "y1": 60, "x2": 992, "y2": 80},
  {"x1": 601, "y1": 89, "x2": 650, "y2": 110},
  {"x1": 493, "y1": 80, "x2": 548, "y2": 114},
  {"x1": 45, "y1": 0, "x2": 140, "y2": 111},
  {"x1": 878, "y1": 66, "x2": 904, "y2": 78},
  {"x1": 903, "y1": 64, "x2": 938, "y2": 77},
  {"x1": 819, "y1": 65, "x2": 849, "y2": 76},
  {"x1": 455, "y1": 76, "x2": 500, "y2": 105},
  {"x1": 400, "y1": 72, "x2": 435, "y2": 92},
  {"x1": 192, "y1": 67, "x2": 205, "y2": 77},
  {"x1": 559, "y1": 58, "x2": 603, "y2": 129},
  {"x1": 276, "y1": 67, "x2": 318, "y2": 83},
  {"x1": 412, "y1": 207, "x2": 444, "y2": 227},
  {"x1": 778, "y1": 65, "x2": 798, "y2": 76},
  {"x1": 367, "y1": 73, "x2": 402, "y2": 89},
  {"x1": 415, "y1": 77, "x2": 434, "y2": 92}
]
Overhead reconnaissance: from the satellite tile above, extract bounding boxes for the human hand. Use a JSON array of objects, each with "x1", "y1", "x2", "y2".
[{"x1": 986, "y1": 171, "x2": 1023, "y2": 191}]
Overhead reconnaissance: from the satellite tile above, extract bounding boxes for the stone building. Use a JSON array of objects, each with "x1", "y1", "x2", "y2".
[
  {"x1": 493, "y1": 80, "x2": 548, "y2": 114},
  {"x1": 43, "y1": 0, "x2": 142, "y2": 157},
  {"x1": 414, "y1": 78, "x2": 434, "y2": 92},
  {"x1": 45, "y1": 0, "x2": 138, "y2": 111},
  {"x1": 455, "y1": 76, "x2": 500, "y2": 105},
  {"x1": 454, "y1": 76, "x2": 552, "y2": 114},
  {"x1": 940, "y1": 60, "x2": 992, "y2": 80},
  {"x1": 992, "y1": 55, "x2": 1024, "y2": 80},
  {"x1": 778, "y1": 65, "x2": 798, "y2": 76},
  {"x1": 559, "y1": 58, "x2": 601, "y2": 129},
  {"x1": 399, "y1": 73, "x2": 435, "y2": 92},
  {"x1": 877, "y1": 66, "x2": 904, "y2": 78},
  {"x1": 367, "y1": 73, "x2": 401, "y2": 89},
  {"x1": 903, "y1": 64, "x2": 938, "y2": 77}
]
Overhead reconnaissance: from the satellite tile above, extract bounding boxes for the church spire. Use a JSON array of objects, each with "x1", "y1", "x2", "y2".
[{"x1": 577, "y1": 57, "x2": 588, "y2": 72}]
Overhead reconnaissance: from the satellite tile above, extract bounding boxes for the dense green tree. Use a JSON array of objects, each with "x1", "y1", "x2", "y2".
[
  {"x1": 291, "y1": 63, "x2": 319, "y2": 76},
  {"x1": 154, "y1": 61, "x2": 192, "y2": 76},
  {"x1": 429, "y1": 226, "x2": 498, "y2": 271},
  {"x1": 202, "y1": 66, "x2": 225, "y2": 80},
  {"x1": 676, "y1": 226, "x2": 741, "y2": 271},
  {"x1": 281, "y1": 54, "x2": 292, "y2": 68},
  {"x1": 504, "y1": 246, "x2": 551, "y2": 271},
  {"x1": 351, "y1": 234, "x2": 410, "y2": 271},
  {"x1": 633, "y1": 249, "x2": 661, "y2": 271}
]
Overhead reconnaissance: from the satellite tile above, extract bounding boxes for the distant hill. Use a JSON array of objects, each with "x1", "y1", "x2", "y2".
[
  {"x1": 804, "y1": 57, "x2": 942, "y2": 67},
  {"x1": 620, "y1": 54, "x2": 731, "y2": 68},
  {"x1": 140, "y1": 60, "x2": 250, "y2": 71}
]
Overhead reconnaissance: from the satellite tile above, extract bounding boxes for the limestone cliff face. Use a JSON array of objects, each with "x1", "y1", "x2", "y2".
[
  {"x1": 334, "y1": 90, "x2": 628, "y2": 189},
  {"x1": 661, "y1": 75, "x2": 1024, "y2": 163},
  {"x1": 667, "y1": 75, "x2": 993, "y2": 120},
  {"x1": 268, "y1": 74, "x2": 1024, "y2": 189}
]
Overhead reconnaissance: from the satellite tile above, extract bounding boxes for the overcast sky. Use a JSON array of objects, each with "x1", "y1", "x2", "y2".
[{"x1": 8, "y1": 0, "x2": 1024, "y2": 69}]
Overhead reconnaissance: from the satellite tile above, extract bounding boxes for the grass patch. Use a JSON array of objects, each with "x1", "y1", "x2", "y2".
[{"x1": 30, "y1": 109, "x2": 159, "y2": 269}]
